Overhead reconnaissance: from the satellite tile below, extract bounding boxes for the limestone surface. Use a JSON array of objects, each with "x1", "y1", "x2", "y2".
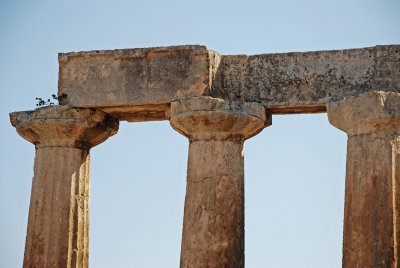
[
  {"x1": 10, "y1": 105, "x2": 119, "y2": 149},
  {"x1": 170, "y1": 96, "x2": 271, "y2": 141},
  {"x1": 58, "y1": 45, "x2": 221, "y2": 122},
  {"x1": 10, "y1": 44, "x2": 400, "y2": 267},
  {"x1": 10, "y1": 106, "x2": 118, "y2": 268},
  {"x1": 211, "y1": 45, "x2": 400, "y2": 113},
  {"x1": 328, "y1": 92, "x2": 400, "y2": 267},
  {"x1": 59, "y1": 45, "x2": 399, "y2": 119},
  {"x1": 180, "y1": 140, "x2": 245, "y2": 268},
  {"x1": 170, "y1": 97, "x2": 270, "y2": 267},
  {"x1": 24, "y1": 147, "x2": 91, "y2": 267}
]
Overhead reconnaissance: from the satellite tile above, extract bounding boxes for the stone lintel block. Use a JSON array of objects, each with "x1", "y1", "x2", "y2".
[
  {"x1": 170, "y1": 97, "x2": 270, "y2": 141},
  {"x1": 210, "y1": 45, "x2": 400, "y2": 113},
  {"x1": 58, "y1": 45, "x2": 221, "y2": 121},
  {"x1": 10, "y1": 106, "x2": 119, "y2": 149},
  {"x1": 327, "y1": 91, "x2": 400, "y2": 136},
  {"x1": 58, "y1": 44, "x2": 399, "y2": 119}
]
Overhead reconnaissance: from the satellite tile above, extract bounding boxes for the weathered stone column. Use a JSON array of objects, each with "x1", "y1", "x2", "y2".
[
  {"x1": 10, "y1": 106, "x2": 118, "y2": 268},
  {"x1": 328, "y1": 92, "x2": 400, "y2": 268},
  {"x1": 170, "y1": 97, "x2": 271, "y2": 267}
]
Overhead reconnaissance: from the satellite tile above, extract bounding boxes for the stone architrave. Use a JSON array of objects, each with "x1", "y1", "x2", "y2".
[
  {"x1": 9, "y1": 43, "x2": 400, "y2": 266},
  {"x1": 328, "y1": 92, "x2": 400, "y2": 267},
  {"x1": 170, "y1": 97, "x2": 271, "y2": 267},
  {"x1": 10, "y1": 106, "x2": 118, "y2": 268},
  {"x1": 58, "y1": 45, "x2": 399, "y2": 119}
]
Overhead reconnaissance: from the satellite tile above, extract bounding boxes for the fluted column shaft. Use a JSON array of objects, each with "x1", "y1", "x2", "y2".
[
  {"x1": 26, "y1": 148, "x2": 90, "y2": 267},
  {"x1": 170, "y1": 97, "x2": 271, "y2": 268},
  {"x1": 328, "y1": 92, "x2": 400, "y2": 268},
  {"x1": 10, "y1": 106, "x2": 118, "y2": 268}
]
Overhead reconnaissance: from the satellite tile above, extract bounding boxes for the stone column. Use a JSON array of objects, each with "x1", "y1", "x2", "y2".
[
  {"x1": 10, "y1": 106, "x2": 118, "y2": 268},
  {"x1": 170, "y1": 97, "x2": 271, "y2": 268},
  {"x1": 328, "y1": 92, "x2": 400, "y2": 268}
]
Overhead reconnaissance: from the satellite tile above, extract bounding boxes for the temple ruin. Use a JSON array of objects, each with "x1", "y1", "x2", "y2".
[{"x1": 10, "y1": 44, "x2": 400, "y2": 267}]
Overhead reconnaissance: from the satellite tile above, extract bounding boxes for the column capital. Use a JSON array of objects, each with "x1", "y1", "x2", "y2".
[
  {"x1": 327, "y1": 91, "x2": 400, "y2": 136},
  {"x1": 170, "y1": 97, "x2": 271, "y2": 141},
  {"x1": 10, "y1": 105, "x2": 119, "y2": 149}
]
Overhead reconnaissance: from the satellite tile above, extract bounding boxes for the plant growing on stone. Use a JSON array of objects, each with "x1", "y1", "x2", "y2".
[{"x1": 35, "y1": 93, "x2": 67, "y2": 107}]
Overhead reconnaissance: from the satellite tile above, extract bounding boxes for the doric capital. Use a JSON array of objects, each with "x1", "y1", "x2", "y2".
[
  {"x1": 170, "y1": 97, "x2": 271, "y2": 141},
  {"x1": 327, "y1": 92, "x2": 400, "y2": 136},
  {"x1": 10, "y1": 106, "x2": 119, "y2": 149}
]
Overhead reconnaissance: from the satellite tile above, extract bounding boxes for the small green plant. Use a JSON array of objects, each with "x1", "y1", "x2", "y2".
[{"x1": 35, "y1": 93, "x2": 67, "y2": 107}]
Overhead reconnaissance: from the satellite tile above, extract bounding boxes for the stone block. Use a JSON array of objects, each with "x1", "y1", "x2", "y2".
[
  {"x1": 58, "y1": 45, "x2": 221, "y2": 121},
  {"x1": 59, "y1": 44, "x2": 400, "y2": 119}
]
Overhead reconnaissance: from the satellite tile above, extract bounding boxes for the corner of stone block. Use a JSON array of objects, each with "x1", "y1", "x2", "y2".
[
  {"x1": 58, "y1": 53, "x2": 70, "y2": 63},
  {"x1": 9, "y1": 112, "x2": 17, "y2": 127},
  {"x1": 189, "y1": 45, "x2": 210, "y2": 54},
  {"x1": 9, "y1": 110, "x2": 33, "y2": 128},
  {"x1": 207, "y1": 49, "x2": 222, "y2": 92}
]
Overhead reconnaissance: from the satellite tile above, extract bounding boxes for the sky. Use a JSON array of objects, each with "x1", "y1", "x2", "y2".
[{"x1": 0, "y1": 0, "x2": 399, "y2": 267}]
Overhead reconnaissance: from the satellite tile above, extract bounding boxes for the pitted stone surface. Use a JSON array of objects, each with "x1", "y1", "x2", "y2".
[
  {"x1": 59, "y1": 44, "x2": 399, "y2": 119},
  {"x1": 170, "y1": 97, "x2": 270, "y2": 141},
  {"x1": 9, "y1": 105, "x2": 119, "y2": 268},
  {"x1": 11, "y1": 43, "x2": 400, "y2": 267},
  {"x1": 170, "y1": 97, "x2": 269, "y2": 268},
  {"x1": 205, "y1": 45, "x2": 400, "y2": 113},
  {"x1": 327, "y1": 91, "x2": 400, "y2": 136},
  {"x1": 10, "y1": 105, "x2": 119, "y2": 149},
  {"x1": 24, "y1": 147, "x2": 91, "y2": 268},
  {"x1": 58, "y1": 45, "x2": 221, "y2": 121},
  {"x1": 328, "y1": 92, "x2": 400, "y2": 267},
  {"x1": 181, "y1": 140, "x2": 245, "y2": 268}
]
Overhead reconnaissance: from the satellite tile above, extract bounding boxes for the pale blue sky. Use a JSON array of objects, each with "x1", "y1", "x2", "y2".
[{"x1": 1, "y1": 0, "x2": 399, "y2": 267}]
